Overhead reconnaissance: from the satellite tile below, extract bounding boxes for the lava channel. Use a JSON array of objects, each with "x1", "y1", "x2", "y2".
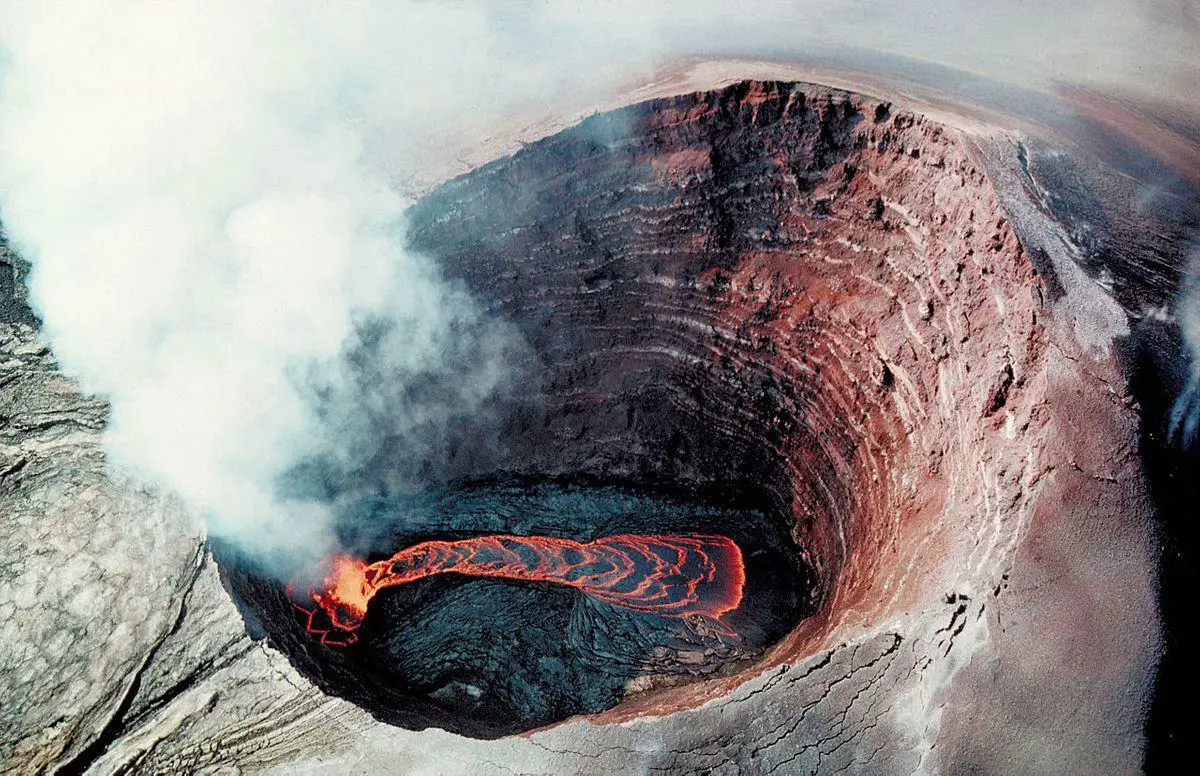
[{"x1": 290, "y1": 534, "x2": 746, "y2": 645}]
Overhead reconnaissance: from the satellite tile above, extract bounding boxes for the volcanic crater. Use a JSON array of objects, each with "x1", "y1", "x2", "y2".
[{"x1": 219, "y1": 80, "x2": 1049, "y2": 739}]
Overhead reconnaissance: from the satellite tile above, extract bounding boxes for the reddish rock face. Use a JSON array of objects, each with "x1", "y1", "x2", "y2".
[{"x1": 407, "y1": 80, "x2": 1048, "y2": 715}]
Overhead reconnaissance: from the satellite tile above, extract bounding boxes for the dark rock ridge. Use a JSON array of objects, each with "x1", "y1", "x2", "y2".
[{"x1": 1, "y1": 80, "x2": 1162, "y2": 773}]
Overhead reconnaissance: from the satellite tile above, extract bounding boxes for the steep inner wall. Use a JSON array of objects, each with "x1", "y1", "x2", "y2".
[
  {"x1": 407, "y1": 79, "x2": 1047, "y2": 712},
  {"x1": 213, "y1": 80, "x2": 1051, "y2": 737}
]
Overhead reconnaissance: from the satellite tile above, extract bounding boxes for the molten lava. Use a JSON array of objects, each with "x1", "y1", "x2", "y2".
[{"x1": 291, "y1": 534, "x2": 745, "y2": 645}]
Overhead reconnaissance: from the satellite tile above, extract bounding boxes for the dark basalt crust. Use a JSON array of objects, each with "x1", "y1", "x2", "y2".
[{"x1": 218, "y1": 479, "x2": 811, "y2": 738}]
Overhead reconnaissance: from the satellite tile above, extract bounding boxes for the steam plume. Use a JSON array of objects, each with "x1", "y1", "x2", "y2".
[
  {"x1": 1171, "y1": 241, "x2": 1200, "y2": 445},
  {"x1": 0, "y1": 3, "x2": 547, "y2": 572},
  {"x1": 0, "y1": 1, "x2": 1193, "y2": 573}
]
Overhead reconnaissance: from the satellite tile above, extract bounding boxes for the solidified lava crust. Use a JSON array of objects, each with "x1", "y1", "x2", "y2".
[
  {"x1": 220, "y1": 80, "x2": 1048, "y2": 738},
  {"x1": 220, "y1": 480, "x2": 806, "y2": 738}
]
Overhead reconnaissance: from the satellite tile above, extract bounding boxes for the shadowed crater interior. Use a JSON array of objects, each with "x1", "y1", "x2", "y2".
[{"x1": 216, "y1": 80, "x2": 1046, "y2": 739}]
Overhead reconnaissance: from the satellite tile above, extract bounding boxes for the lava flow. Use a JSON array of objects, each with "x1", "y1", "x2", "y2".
[{"x1": 290, "y1": 534, "x2": 745, "y2": 645}]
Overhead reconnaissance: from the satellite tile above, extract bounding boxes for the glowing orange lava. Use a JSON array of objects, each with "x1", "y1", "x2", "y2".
[{"x1": 289, "y1": 534, "x2": 745, "y2": 645}]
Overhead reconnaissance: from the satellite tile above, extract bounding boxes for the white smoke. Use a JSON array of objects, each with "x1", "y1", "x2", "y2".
[
  {"x1": 0, "y1": 1, "x2": 1193, "y2": 572},
  {"x1": 0, "y1": 2, "x2": 562, "y2": 571},
  {"x1": 1171, "y1": 241, "x2": 1200, "y2": 445}
]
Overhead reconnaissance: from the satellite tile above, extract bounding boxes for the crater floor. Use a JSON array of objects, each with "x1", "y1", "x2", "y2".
[{"x1": 218, "y1": 479, "x2": 811, "y2": 737}]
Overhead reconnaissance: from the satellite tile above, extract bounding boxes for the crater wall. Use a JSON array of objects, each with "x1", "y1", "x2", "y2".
[
  {"x1": 0, "y1": 81, "x2": 1161, "y2": 774},
  {"x1": 407, "y1": 80, "x2": 1050, "y2": 709}
]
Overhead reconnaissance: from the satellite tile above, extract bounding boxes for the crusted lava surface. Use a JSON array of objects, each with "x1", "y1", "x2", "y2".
[{"x1": 220, "y1": 480, "x2": 808, "y2": 738}]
